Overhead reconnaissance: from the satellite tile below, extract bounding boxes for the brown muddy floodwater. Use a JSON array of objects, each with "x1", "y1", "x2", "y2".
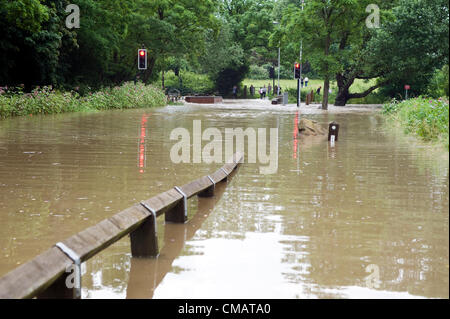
[{"x1": 0, "y1": 100, "x2": 448, "y2": 299}]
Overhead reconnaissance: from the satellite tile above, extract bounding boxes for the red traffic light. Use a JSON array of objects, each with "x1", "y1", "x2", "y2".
[
  {"x1": 294, "y1": 62, "x2": 301, "y2": 79},
  {"x1": 138, "y1": 49, "x2": 148, "y2": 70}
]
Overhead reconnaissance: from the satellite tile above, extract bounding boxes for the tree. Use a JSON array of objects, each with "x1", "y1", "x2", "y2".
[
  {"x1": 366, "y1": 0, "x2": 449, "y2": 99},
  {"x1": 224, "y1": 0, "x2": 277, "y2": 65},
  {"x1": 199, "y1": 21, "x2": 246, "y2": 95},
  {"x1": 282, "y1": 0, "x2": 449, "y2": 107},
  {"x1": 217, "y1": 0, "x2": 280, "y2": 88},
  {"x1": 0, "y1": 0, "x2": 61, "y2": 88},
  {"x1": 126, "y1": 0, "x2": 219, "y2": 83},
  {"x1": 282, "y1": 0, "x2": 396, "y2": 108},
  {"x1": 0, "y1": 0, "x2": 220, "y2": 89}
]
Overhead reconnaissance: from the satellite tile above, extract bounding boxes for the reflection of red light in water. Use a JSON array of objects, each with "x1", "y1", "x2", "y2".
[
  {"x1": 139, "y1": 114, "x2": 149, "y2": 173},
  {"x1": 293, "y1": 111, "x2": 299, "y2": 159}
]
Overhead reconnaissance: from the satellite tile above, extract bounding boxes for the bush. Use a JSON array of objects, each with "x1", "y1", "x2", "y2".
[
  {"x1": 247, "y1": 64, "x2": 316, "y2": 81},
  {"x1": 286, "y1": 87, "x2": 332, "y2": 104},
  {"x1": 427, "y1": 65, "x2": 449, "y2": 98},
  {"x1": 215, "y1": 64, "x2": 249, "y2": 96},
  {"x1": 163, "y1": 71, "x2": 215, "y2": 95},
  {"x1": 248, "y1": 65, "x2": 271, "y2": 80},
  {"x1": 382, "y1": 97, "x2": 449, "y2": 149},
  {"x1": 286, "y1": 88, "x2": 310, "y2": 103},
  {"x1": 0, "y1": 82, "x2": 167, "y2": 119},
  {"x1": 348, "y1": 92, "x2": 390, "y2": 104}
]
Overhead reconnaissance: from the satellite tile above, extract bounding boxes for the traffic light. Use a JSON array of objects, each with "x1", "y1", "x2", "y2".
[
  {"x1": 269, "y1": 67, "x2": 275, "y2": 79},
  {"x1": 294, "y1": 62, "x2": 301, "y2": 79},
  {"x1": 138, "y1": 49, "x2": 147, "y2": 70}
]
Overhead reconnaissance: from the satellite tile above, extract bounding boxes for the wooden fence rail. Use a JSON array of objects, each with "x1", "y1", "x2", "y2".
[{"x1": 0, "y1": 152, "x2": 243, "y2": 299}]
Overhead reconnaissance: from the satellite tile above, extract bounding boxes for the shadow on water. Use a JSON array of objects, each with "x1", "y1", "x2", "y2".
[{"x1": 126, "y1": 173, "x2": 231, "y2": 299}]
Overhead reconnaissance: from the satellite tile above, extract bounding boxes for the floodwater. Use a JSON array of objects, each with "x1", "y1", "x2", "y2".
[{"x1": 0, "y1": 100, "x2": 448, "y2": 299}]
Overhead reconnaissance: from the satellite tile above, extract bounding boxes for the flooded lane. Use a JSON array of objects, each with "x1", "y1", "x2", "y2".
[{"x1": 0, "y1": 101, "x2": 448, "y2": 299}]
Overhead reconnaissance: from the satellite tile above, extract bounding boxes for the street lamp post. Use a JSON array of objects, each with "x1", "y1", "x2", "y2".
[
  {"x1": 273, "y1": 21, "x2": 281, "y2": 96},
  {"x1": 298, "y1": 0, "x2": 305, "y2": 107},
  {"x1": 277, "y1": 46, "x2": 281, "y2": 95}
]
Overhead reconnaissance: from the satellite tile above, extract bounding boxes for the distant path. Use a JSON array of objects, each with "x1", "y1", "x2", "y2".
[{"x1": 182, "y1": 98, "x2": 383, "y2": 114}]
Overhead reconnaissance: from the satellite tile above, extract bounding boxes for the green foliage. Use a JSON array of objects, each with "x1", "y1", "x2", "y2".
[
  {"x1": 347, "y1": 93, "x2": 389, "y2": 105},
  {"x1": 0, "y1": 82, "x2": 166, "y2": 119},
  {"x1": 198, "y1": 23, "x2": 245, "y2": 79},
  {"x1": 248, "y1": 63, "x2": 304, "y2": 80},
  {"x1": 382, "y1": 97, "x2": 449, "y2": 149},
  {"x1": 1, "y1": 0, "x2": 448, "y2": 104},
  {"x1": 280, "y1": 0, "x2": 382, "y2": 107},
  {"x1": 162, "y1": 71, "x2": 215, "y2": 95},
  {"x1": 248, "y1": 65, "x2": 270, "y2": 80},
  {"x1": 0, "y1": 0, "x2": 219, "y2": 88},
  {"x1": 427, "y1": 65, "x2": 450, "y2": 98},
  {"x1": 286, "y1": 88, "x2": 313, "y2": 104},
  {"x1": 0, "y1": 0, "x2": 50, "y2": 32},
  {"x1": 368, "y1": 0, "x2": 449, "y2": 98},
  {"x1": 0, "y1": 0, "x2": 74, "y2": 88},
  {"x1": 196, "y1": 19, "x2": 249, "y2": 94},
  {"x1": 223, "y1": 0, "x2": 277, "y2": 65},
  {"x1": 216, "y1": 64, "x2": 250, "y2": 96},
  {"x1": 280, "y1": 0, "x2": 449, "y2": 106}
]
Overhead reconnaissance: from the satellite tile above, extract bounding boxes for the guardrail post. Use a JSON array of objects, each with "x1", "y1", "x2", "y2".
[
  {"x1": 198, "y1": 176, "x2": 215, "y2": 197},
  {"x1": 328, "y1": 122, "x2": 340, "y2": 142},
  {"x1": 131, "y1": 205, "x2": 159, "y2": 257},
  {"x1": 38, "y1": 242, "x2": 82, "y2": 299},
  {"x1": 165, "y1": 187, "x2": 188, "y2": 223},
  {"x1": 220, "y1": 167, "x2": 229, "y2": 181},
  {"x1": 37, "y1": 272, "x2": 78, "y2": 299}
]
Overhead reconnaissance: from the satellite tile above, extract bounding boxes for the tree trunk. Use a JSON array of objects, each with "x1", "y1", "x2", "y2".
[
  {"x1": 335, "y1": 86, "x2": 350, "y2": 106},
  {"x1": 322, "y1": 75, "x2": 329, "y2": 110},
  {"x1": 322, "y1": 31, "x2": 331, "y2": 110},
  {"x1": 143, "y1": 57, "x2": 156, "y2": 83}
]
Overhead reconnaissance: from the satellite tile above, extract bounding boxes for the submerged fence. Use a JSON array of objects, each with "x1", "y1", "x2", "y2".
[{"x1": 0, "y1": 152, "x2": 243, "y2": 299}]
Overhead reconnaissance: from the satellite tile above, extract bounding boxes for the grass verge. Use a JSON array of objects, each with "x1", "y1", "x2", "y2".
[
  {"x1": 0, "y1": 82, "x2": 167, "y2": 120},
  {"x1": 382, "y1": 97, "x2": 449, "y2": 150},
  {"x1": 242, "y1": 78, "x2": 387, "y2": 104}
]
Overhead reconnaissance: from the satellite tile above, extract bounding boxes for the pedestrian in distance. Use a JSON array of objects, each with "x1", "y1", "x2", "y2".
[
  {"x1": 316, "y1": 86, "x2": 321, "y2": 96},
  {"x1": 305, "y1": 77, "x2": 309, "y2": 87},
  {"x1": 232, "y1": 85, "x2": 238, "y2": 99},
  {"x1": 250, "y1": 84, "x2": 255, "y2": 97}
]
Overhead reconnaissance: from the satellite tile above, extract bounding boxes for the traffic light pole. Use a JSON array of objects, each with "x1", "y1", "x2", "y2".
[
  {"x1": 272, "y1": 67, "x2": 275, "y2": 94},
  {"x1": 277, "y1": 46, "x2": 280, "y2": 95},
  {"x1": 298, "y1": 41, "x2": 302, "y2": 108},
  {"x1": 298, "y1": 0, "x2": 304, "y2": 108}
]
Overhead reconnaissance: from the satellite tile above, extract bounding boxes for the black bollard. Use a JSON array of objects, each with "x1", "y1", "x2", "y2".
[{"x1": 328, "y1": 122, "x2": 340, "y2": 142}]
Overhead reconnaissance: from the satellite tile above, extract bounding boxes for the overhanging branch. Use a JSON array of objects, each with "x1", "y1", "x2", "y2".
[{"x1": 348, "y1": 81, "x2": 389, "y2": 99}]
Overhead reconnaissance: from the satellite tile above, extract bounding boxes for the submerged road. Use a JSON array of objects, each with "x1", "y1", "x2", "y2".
[{"x1": 0, "y1": 99, "x2": 448, "y2": 298}]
